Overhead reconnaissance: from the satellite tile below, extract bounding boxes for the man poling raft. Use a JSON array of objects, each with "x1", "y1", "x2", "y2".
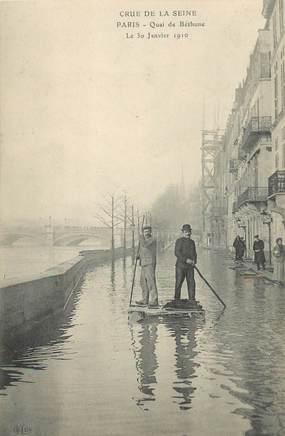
[
  {"x1": 128, "y1": 223, "x2": 226, "y2": 319},
  {"x1": 174, "y1": 223, "x2": 197, "y2": 302},
  {"x1": 135, "y1": 225, "x2": 159, "y2": 308}
]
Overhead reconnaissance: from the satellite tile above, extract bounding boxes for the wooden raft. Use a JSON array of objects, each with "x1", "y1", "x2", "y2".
[{"x1": 128, "y1": 303, "x2": 205, "y2": 321}]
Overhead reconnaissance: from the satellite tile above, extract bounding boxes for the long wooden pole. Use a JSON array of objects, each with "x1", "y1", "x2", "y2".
[
  {"x1": 123, "y1": 194, "x2": 127, "y2": 254},
  {"x1": 131, "y1": 204, "x2": 135, "y2": 255},
  {"x1": 129, "y1": 215, "x2": 145, "y2": 306},
  {"x1": 111, "y1": 195, "x2": 115, "y2": 257},
  {"x1": 194, "y1": 266, "x2": 226, "y2": 308}
]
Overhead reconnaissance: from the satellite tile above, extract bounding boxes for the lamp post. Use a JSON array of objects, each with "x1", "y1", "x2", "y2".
[{"x1": 261, "y1": 211, "x2": 273, "y2": 266}]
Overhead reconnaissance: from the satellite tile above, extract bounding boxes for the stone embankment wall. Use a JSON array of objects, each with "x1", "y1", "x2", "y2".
[{"x1": 0, "y1": 248, "x2": 132, "y2": 338}]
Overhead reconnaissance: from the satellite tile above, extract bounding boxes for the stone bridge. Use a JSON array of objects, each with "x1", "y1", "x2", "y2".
[{"x1": 0, "y1": 225, "x2": 122, "y2": 247}]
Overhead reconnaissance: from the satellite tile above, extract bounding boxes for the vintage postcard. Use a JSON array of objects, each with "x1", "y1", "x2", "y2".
[{"x1": 0, "y1": 1, "x2": 284, "y2": 435}]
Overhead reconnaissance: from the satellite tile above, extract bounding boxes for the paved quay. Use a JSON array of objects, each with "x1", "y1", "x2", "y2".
[{"x1": 211, "y1": 247, "x2": 283, "y2": 286}]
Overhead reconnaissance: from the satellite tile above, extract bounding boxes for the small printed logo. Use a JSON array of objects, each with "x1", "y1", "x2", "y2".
[{"x1": 13, "y1": 424, "x2": 32, "y2": 434}]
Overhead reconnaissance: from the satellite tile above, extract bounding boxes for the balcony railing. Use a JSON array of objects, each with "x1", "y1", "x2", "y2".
[
  {"x1": 241, "y1": 116, "x2": 271, "y2": 150},
  {"x1": 237, "y1": 187, "x2": 268, "y2": 209},
  {"x1": 268, "y1": 170, "x2": 285, "y2": 197}
]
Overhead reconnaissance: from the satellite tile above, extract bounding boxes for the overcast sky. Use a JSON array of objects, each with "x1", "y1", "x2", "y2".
[{"x1": 0, "y1": 0, "x2": 265, "y2": 224}]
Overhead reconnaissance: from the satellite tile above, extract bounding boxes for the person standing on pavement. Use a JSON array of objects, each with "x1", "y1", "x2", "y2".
[
  {"x1": 233, "y1": 235, "x2": 246, "y2": 261},
  {"x1": 136, "y1": 226, "x2": 158, "y2": 307},
  {"x1": 233, "y1": 235, "x2": 241, "y2": 260},
  {"x1": 239, "y1": 237, "x2": 246, "y2": 261},
  {"x1": 253, "y1": 235, "x2": 266, "y2": 271},
  {"x1": 273, "y1": 238, "x2": 285, "y2": 284},
  {"x1": 174, "y1": 224, "x2": 197, "y2": 301}
]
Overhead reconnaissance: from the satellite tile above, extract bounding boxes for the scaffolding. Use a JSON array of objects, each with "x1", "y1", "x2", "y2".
[{"x1": 201, "y1": 130, "x2": 223, "y2": 243}]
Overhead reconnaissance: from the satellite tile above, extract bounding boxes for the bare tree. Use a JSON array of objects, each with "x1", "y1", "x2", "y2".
[
  {"x1": 94, "y1": 192, "x2": 141, "y2": 258},
  {"x1": 93, "y1": 194, "x2": 124, "y2": 256},
  {"x1": 114, "y1": 194, "x2": 138, "y2": 255}
]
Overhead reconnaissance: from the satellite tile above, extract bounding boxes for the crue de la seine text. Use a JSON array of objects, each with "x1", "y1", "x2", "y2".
[{"x1": 116, "y1": 9, "x2": 206, "y2": 40}]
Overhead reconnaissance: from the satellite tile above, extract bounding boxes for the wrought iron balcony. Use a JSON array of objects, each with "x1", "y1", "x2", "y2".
[
  {"x1": 241, "y1": 116, "x2": 271, "y2": 150},
  {"x1": 268, "y1": 170, "x2": 285, "y2": 197},
  {"x1": 237, "y1": 187, "x2": 268, "y2": 209}
]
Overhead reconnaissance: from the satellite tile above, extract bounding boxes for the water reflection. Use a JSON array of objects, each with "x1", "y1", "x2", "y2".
[
  {"x1": 122, "y1": 256, "x2": 127, "y2": 289},
  {"x1": 130, "y1": 320, "x2": 158, "y2": 410},
  {"x1": 1, "y1": 249, "x2": 285, "y2": 435},
  {"x1": 0, "y1": 287, "x2": 81, "y2": 394},
  {"x1": 209, "y1": 270, "x2": 285, "y2": 436},
  {"x1": 130, "y1": 316, "x2": 202, "y2": 411},
  {"x1": 0, "y1": 368, "x2": 25, "y2": 396},
  {"x1": 166, "y1": 318, "x2": 199, "y2": 410},
  {"x1": 110, "y1": 260, "x2": 116, "y2": 291},
  {"x1": 131, "y1": 250, "x2": 136, "y2": 265}
]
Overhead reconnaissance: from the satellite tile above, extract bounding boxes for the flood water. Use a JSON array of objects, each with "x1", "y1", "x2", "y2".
[
  {"x1": 0, "y1": 246, "x2": 81, "y2": 281},
  {"x1": 0, "y1": 248, "x2": 285, "y2": 436}
]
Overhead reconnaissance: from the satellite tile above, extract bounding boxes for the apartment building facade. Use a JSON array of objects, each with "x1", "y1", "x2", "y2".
[
  {"x1": 204, "y1": 0, "x2": 285, "y2": 262},
  {"x1": 222, "y1": 29, "x2": 272, "y2": 258},
  {"x1": 264, "y1": 0, "x2": 285, "y2": 245},
  {"x1": 205, "y1": 10, "x2": 274, "y2": 259},
  {"x1": 236, "y1": 28, "x2": 273, "y2": 258}
]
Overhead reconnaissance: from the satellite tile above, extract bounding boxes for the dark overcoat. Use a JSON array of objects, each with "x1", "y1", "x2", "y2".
[
  {"x1": 175, "y1": 237, "x2": 197, "y2": 268},
  {"x1": 253, "y1": 240, "x2": 266, "y2": 264},
  {"x1": 233, "y1": 237, "x2": 246, "y2": 258}
]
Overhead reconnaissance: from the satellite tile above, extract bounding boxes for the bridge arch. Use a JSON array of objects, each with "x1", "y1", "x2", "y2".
[{"x1": 53, "y1": 232, "x2": 110, "y2": 247}]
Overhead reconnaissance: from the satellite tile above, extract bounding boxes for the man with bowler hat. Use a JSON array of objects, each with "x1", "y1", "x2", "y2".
[
  {"x1": 174, "y1": 224, "x2": 197, "y2": 301},
  {"x1": 136, "y1": 225, "x2": 158, "y2": 307}
]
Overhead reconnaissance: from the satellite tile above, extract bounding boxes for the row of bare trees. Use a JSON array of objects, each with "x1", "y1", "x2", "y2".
[{"x1": 93, "y1": 193, "x2": 151, "y2": 256}]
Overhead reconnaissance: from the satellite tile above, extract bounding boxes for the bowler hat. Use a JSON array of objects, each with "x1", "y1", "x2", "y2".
[
  {"x1": 142, "y1": 225, "x2": 152, "y2": 231},
  {"x1": 182, "y1": 224, "x2": 192, "y2": 231}
]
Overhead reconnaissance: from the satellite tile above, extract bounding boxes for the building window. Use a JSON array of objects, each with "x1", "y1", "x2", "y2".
[
  {"x1": 282, "y1": 48, "x2": 285, "y2": 111},
  {"x1": 282, "y1": 127, "x2": 285, "y2": 167},
  {"x1": 275, "y1": 137, "x2": 279, "y2": 169},
  {"x1": 273, "y1": 12, "x2": 278, "y2": 49},
  {"x1": 274, "y1": 62, "x2": 279, "y2": 120},
  {"x1": 260, "y1": 52, "x2": 271, "y2": 78},
  {"x1": 275, "y1": 75, "x2": 279, "y2": 119}
]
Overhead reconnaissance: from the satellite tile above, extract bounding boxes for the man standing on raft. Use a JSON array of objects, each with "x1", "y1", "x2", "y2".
[
  {"x1": 136, "y1": 225, "x2": 159, "y2": 308},
  {"x1": 174, "y1": 224, "x2": 197, "y2": 302}
]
